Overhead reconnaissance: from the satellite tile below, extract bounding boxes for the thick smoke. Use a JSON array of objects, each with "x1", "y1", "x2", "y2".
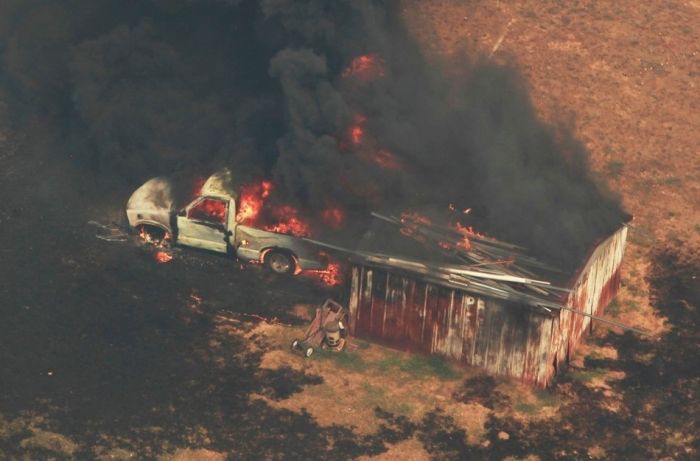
[{"x1": 0, "y1": 0, "x2": 626, "y2": 270}]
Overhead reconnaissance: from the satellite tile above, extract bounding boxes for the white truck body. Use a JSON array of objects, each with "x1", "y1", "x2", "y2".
[{"x1": 126, "y1": 176, "x2": 325, "y2": 272}]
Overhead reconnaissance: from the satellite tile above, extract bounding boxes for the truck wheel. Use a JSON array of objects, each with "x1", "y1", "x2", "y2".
[
  {"x1": 137, "y1": 225, "x2": 170, "y2": 246},
  {"x1": 264, "y1": 250, "x2": 295, "y2": 274}
]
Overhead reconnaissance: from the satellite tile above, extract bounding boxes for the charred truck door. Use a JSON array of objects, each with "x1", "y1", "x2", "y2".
[{"x1": 177, "y1": 196, "x2": 230, "y2": 253}]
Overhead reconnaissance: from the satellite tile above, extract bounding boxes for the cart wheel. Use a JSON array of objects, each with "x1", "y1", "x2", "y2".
[
  {"x1": 291, "y1": 339, "x2": 299, "y2": 350},
  {"x1": 305, "y1": 347, "x2": 314, "y2": 357}
]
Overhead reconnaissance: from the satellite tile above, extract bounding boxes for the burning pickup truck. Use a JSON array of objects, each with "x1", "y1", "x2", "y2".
[{"x1": 125, "y1": 172, "x2": 326, "y2": 274}]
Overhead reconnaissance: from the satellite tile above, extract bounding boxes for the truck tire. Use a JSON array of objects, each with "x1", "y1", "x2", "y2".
[
  {"x1": 136, "y1": 224, "x2": 170, "y2": 246},
  {"x1": 264, "y1": 250, "x2": 295, "y2": 274}
]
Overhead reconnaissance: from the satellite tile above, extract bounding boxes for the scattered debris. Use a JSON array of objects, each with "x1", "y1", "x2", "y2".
[
  {"x1": 490, "y1": 18, "x2": 515, "y2": 57},
  {"x1": 163, "y1": 448, "x2": 226, "y2": 461},
  {"x1": 213, "y1": 308, "x2": 294, "y2": 328},
  {"x1": 88, "y1": 220, "x2": 128, "y2": 242},
  {"x1": 19, "y1": 429, "x2": 79, "y2": 457}
]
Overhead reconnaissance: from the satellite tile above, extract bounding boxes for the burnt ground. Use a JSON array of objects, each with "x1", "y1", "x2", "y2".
[{"x1": 1, "y1": 142, "x2": 699, "y2": 460}]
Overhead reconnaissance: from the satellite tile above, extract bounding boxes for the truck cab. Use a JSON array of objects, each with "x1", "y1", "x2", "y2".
[{"x1": 176, "y1": 194, "x2": 234, "y2": 253}]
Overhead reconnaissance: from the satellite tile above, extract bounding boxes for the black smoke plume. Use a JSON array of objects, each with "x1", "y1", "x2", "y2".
[{"x1": 0, "y1": 0, "x2": 626, "y2": 270}]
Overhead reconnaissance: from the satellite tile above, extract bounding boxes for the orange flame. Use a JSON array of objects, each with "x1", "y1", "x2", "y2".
[
  {"x1": 342, "y1": 54, "x2": 385, "y2": 80},
  {"x1": 264, "y1": 205, "x2": 311, "y2": 237},
  {"x1": 373, "y1": 149, "x2": 401, "y2": 170},
  {"x1": 400, "y1": 211, "x2": 433, "y2": 226},
  {"x1": 351, "y1": 125, "x2": 364, "y2": 144},
  {"x1": 236, "y1": 180, "x2": 272, "y2": 224},
  {"x1": 453, "y1": 222, "x2": 495, "y2": 251},
  {"x1": 233, "y1": 180, "x2": 314, "y2": 237},
  {"x1": 456, "y1": 236, "x2": 471, "y2": 251},
  {"x1": 192, "y1": 178, "x2": 206, "y2": 198},
  {"x1": 193, "y1": 198, "x2": 227, "y2": 224},
  {"x1": 349, "y1": 114, "x2": 367, "y2": 145},
  {"x1": 322, "y1": 207, "x2": 345, "y2": 229},
  {"x1": 318, "y1": 262, "x2": 342, "y2": 286},
  {"x1": 304, "y1": 261, "x2": 343, "y2": 286},
  {"x1": 260, "y1": 180, "x2": 273, "y2": 198},
  {"x1": 438, "y1": 241, "x2": 452, "y2": 251},
  {"x1": 155, "y1": 251, "x2": 173, "y2": 263},
  {"x1": 455, "y1": 222, "x2": 487, "y2": 239},
  {"x1": 138, "y1": 227, "x2": 171, "y2": 247}
]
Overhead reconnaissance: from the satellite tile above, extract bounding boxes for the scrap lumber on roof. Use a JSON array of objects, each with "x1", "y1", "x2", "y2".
[{"x1": 370, "y1": 212, "x2": 560, "y2": 274}]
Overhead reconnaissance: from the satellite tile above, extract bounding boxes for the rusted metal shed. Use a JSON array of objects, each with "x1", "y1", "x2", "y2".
[{"x1": 346, "y1": 225, "x2": 628, "y2": 387}]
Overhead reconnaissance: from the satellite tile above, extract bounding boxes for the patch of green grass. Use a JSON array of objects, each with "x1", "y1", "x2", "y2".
[
  {"x1": 360, "y1": 383, "x2": 414, "y2": 415},
  {"x1": 398, "y1": 355, "x2": 460, "y2": 381},
  {"x1": 370, "y1": 351, "x2": 459, "y2": 380},
  {"x1": 604, "y1": 160, "x2": 625, "y2": 179},
  {"x1": 374, "y1": 351, "x2": 403, "y2": 373},
  {"x1": 667, "y1": 230, "x2": 680, "y2": 242},
  {"x1": 639, "y1": 178, "x2": 655, "y2": 193},
  {"x1": 606, "y1": 299, "x2": 621, "y2": 316},
  {"x1": 624, "y1": 299, "x2": 640, "y2": 312},
  {"x1": 586, "y1": 350, "x2": 604, "y2": 360},
  {"x1": 534, "y1": 389, "x2": 558, "y2": 408},
  {"x1": 570, "y1": 368, "x2": 606, "y2": 383},
  {"x1": 354, "y1": 339, "x2": 371, "y2": 350},
  {"x1": 360, "y1": 383, "x2": 387, "y2": 410},
  {"x1": 316, "y1": 344, "x2": 459, "y2": 380},
  {"x1": 514, "y1": 402, "x2": 539, "y2": 414},
  {"x1": 628, "y1": 225, "x2": 654, "y2": 246},
  {"x1": 388, "y1": 402, "x2": 415, "y2": 415},
  {"x1": 661, "y1": 176, "x2": 681, "y2": 186},
  {"x1": 361, "y1": 382, "x2": 386, "y2": 400},
  {"x1": 314, "y1": 349, "x2": 366, "y2": 372}
]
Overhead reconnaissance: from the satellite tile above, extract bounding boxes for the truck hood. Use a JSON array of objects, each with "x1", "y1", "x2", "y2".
[
  {"x1": 126, "y1": 177, "x2": 176, "y2": 231},
  {"x1": 127, "y1": 177, "x2": 176, "y2": 212}
]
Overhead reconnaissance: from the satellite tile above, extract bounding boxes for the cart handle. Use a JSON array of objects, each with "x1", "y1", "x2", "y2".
[{"x1": 321, "y1": 299, "x2": 345, "y2": 313}]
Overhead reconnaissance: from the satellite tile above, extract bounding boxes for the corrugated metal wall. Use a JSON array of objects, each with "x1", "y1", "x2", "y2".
[
  {"x1": 348, "y1": 266, "x2": 555, "y2": 384},
  {"x1": 348, "y1": 226, "x2": 628, "y2": 386},
  {"x1": 546, "y1": 225, "x2": 628, "y2": 381}
]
